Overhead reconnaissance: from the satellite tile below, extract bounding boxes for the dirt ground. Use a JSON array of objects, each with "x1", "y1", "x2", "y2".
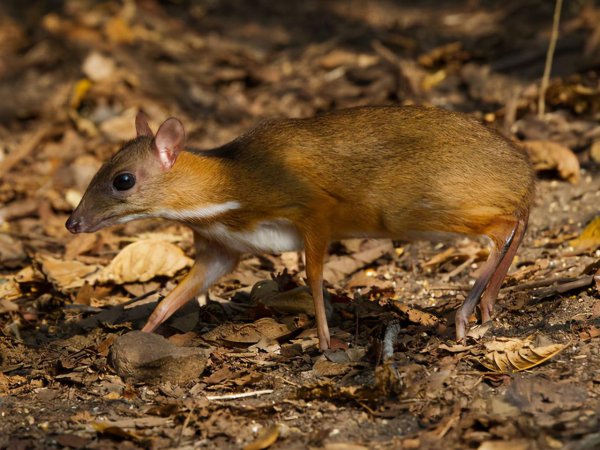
[{"x1": 2, "y1": 1, "x2": 600, "y2": 449}]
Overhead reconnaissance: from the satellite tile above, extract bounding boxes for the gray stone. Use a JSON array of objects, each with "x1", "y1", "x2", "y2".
[{"x1": 109, "y1": 331, "x2": 210, "y2": 384}]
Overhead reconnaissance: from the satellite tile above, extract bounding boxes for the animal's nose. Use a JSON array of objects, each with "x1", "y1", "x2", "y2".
[{"x1": 65, "y1": 216, "x2": 82, "y2": 234}]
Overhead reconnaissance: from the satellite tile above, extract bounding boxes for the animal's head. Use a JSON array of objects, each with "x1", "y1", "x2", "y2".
[{"x1": 66, "y1": 113, "x2": 186, "y2": 233}]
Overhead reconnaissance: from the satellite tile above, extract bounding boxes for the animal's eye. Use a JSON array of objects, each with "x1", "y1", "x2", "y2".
[{"x1": 113, "y1": 173, "x2": 136, "y2": 191}]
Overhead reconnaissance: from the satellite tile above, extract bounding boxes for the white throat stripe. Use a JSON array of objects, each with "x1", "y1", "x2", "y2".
[{"x1": 162, "y1": 201, "x2": 241, "y2": 221}]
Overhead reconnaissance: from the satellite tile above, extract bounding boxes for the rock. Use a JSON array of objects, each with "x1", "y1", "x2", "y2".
[{"x1": 109, "y1": 331, "x2": 210, "y2": 384}]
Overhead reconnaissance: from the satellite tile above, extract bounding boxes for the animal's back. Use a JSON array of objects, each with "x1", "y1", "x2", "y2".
[{"x1": 228, "y1": 106, "x2": 534, "y2": 238}]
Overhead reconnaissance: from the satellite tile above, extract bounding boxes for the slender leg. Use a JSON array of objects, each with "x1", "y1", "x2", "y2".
[
  {"x1": 304, "y1": 233, "x2": 331, "y2": 351},
  {"x1": 455, "y1": 222, "x2": 517, "y2": 341},
  {"x1": 142, "y1": 233, "x2": 239, "y2": 333},
  {"x1": 479, "y1": 218, "x2": 527, "y2": 322}
]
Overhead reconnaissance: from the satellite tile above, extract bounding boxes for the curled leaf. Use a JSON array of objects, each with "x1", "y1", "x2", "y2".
[
  {"x1": 243, "y1": 424, "x2": 280, "y2": 450},
  {"x1": 569, "y1": 216, "x2": 600, "y2": 252},
  {"x1": 479, "y1": 336, "x2": 566, "y2": 373}
]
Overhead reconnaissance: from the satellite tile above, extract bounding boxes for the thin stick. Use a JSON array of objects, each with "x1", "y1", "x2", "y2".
[
  {"x1": 206, "y1": 389, "x2": 274, "y2": 401},
  {"x1": 538, "y1": 0, "x2": 563, "y2": 117},
  {"x1": 176, "y1": 408, "x2": 194, "y2": 447}
]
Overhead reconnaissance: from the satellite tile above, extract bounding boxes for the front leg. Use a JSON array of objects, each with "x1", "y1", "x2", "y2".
[{"x1": 142, "y1": 233, "x2": 239, "y2": 333}]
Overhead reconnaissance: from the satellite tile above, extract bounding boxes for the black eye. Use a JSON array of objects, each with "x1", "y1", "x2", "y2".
[{"x1": 113, "y1": 173, "x2": 136, "y2": 191}]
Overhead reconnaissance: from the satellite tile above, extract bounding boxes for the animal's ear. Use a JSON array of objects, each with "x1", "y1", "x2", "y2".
[
  {"x1": 153, "y1": 118, "x2": 185, "y2": 170},
  {"x1": 135, "y1": 112, "x2": 154, "y2": 137}
]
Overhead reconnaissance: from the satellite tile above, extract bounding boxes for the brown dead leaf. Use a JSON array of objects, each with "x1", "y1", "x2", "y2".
[
  {"x1": 346, "y1": 268, "x2": 393, "y2": 290},
  {"x1": 96, "y1": 239, "x2": 192, "y2": 284},
  {"x1": 64, "y1": 232, "x2": 99, "y2": 260},
  {"x1": 313, "y1": 349, "x2": 363, "y2": 377},
  {"x1": 438, "y1": 343, "x2": 475, "y2": 353},
  {"x1": 319, "y1": 49, "x2": 358, "y2": 69},
  {"x1": 99, "y1": 108, "x2": 138, "y2": 142},
  {"x1": 82, "y1": 52, "x2": 115, "y2": 82},
  {"x1": 40, "y1": 255, "x2": 100, "y2": 290},
  {"x1": 425, "y1": 241, "x2": 486, "y2": 273},
  {"x1": 569, "y1": 217, "x2": 600, "y2": 252},
  {"x1": 393, "y1": 303, "x2": 440, "y2": 327},
  {"x1": 205, "y1": 366, "x2": 239, "y2": 385},
  {"x1": 520, "y1": 140, "x2": 580, "y2": 184},
  {"x1": 580, "y1": 326, "x2": 600, "y2": 341},
  {"x1": 202, "y1": 317, "x2": 294, "y2": 345},
  {"x1": 0, "y1": 278, "x2": 21, "y2": 302},
  {"x1": 248, "y1": 336, "x2": 280, "y2": 353},
  {"x1": 479, "y1": 336, "x2": 566, "y2": 373},
  {"x1": 15, "y1": 265, "x2": 45, "y2": 284},
  {"x1": 0, "y1": 298, "x2": 19, "y2": 314},
  {"x1": 74, "y1": 282, "x2": 94, "y2": 305},
  {"x1": 320, "y1": 240, "x2": 394, "y2": 284},
  {"x1": 92, "y1": 423, "x2": 140, "y2": 442},
  {"x1": 251, "y1": 280, "x2": 331, "y2": 317},
  {"x1": 465, "y1": 321, "x2": 493, "y2": 340},
  {"x1": 243, "y1": 424, "x2": 280, "y2": 450},
  {"x1": 104, "y1": 17, "x2": 135, "y2": 44},
  {"x1": 0, "y1": 233, "x2": 27, "y2": 268}
]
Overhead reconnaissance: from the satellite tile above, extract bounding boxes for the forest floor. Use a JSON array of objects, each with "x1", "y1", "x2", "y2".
[{"x1": 2, "y1": 1, "x2": 600, "y2": 449}]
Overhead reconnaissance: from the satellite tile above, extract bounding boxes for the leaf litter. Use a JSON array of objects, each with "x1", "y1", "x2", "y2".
[{"x1": 2, "y1": 1, "x2": 600, "y2": 449}]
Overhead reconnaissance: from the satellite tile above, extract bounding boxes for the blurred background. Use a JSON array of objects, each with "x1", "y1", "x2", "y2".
[{"x1": 1, "y1": 0, "x2": 599, "y2": 209}]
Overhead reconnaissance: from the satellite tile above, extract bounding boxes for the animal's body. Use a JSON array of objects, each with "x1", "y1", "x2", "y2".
[{"x1": 66, "y1": 106, "x2": 534, "y2": 349}]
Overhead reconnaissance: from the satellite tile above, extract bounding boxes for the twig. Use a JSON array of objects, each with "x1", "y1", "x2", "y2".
[
  {"x1": 206, "y1": 389, "x2": 274, "y2": 401},
  {"x1": 538, "y1": 0, "x2": 563, "y2": 117},
  {"x1": 503, "y1": 275, "x2": 591, "y2": 293},
  {"x1": 531, "y1": 275, "x2": 593, "y2": 299},
  {"x1": 177, "y1": 408, "x2": 194, "y2": 447}
]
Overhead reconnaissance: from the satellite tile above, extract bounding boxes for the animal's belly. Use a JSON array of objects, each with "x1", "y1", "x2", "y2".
[{"x1": 194, "y1": 220, "x2": 304, "y2": 254}]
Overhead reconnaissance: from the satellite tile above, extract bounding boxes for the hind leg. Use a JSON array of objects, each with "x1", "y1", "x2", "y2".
[
  {"x1": 455, "y1": 219, "x2": 518, "y2": 341},
  {"x1": 479, "y1": 217, "x2": 527, "y2": 323}
]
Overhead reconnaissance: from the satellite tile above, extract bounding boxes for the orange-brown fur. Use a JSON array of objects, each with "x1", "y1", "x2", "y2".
[{"x1": 162, "y1": 106, "x2": 533, "y2": 241}]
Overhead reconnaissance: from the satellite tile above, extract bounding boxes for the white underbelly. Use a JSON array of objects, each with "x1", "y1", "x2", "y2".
[{"x1": 194, "y1": 220, "x2": 304, "y2": 254}]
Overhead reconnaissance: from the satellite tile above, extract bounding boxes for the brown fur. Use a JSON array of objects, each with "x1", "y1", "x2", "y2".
[{"x1": 168, "y1": 106, "x2": 534, "y2": 240}]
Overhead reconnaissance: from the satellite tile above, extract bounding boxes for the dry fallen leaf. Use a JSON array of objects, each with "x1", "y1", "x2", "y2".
[
  {"x1": 250, "y1": 280, "x2": 331, "y2": 317},
  {"x1": 0, "y1": 278, "x2": 21, "y2": 302},
  {"x1": 320, "y1": 240, "x2": 394, "y2": 283},
  {"x1": 569, "y1": 216, "x2": 600, "y2": 252},
  {"x1": 438, "y1": 343, "x2": 475, "y2": 353},
  {"x1": 40, "y1": 256, "x2": 100, "y2": 290},
  {"x1": 202, "y1": 317, "x2": 295, "y2": 345},
  {"x1": 0, "y1": 233, "x2": 27, "y2": 268},
  {"x1": 520, "y1": 140, "x2": 580, "y2": 184},
  {"x1": 96, "y1": 239, "x2": 192, "y2": 284},
  {"x1": 0, "y1": 298, "x2": 19, "y2": 314},
  {"x1": 82, "y1": 51, "x2": 115, "y2": 82},
  {"x1": 64, "y1": 233, "x2": 99, "y2": 260},
  {"x1": 243, "y1": 424, "x2": 280, "y2": 450},
  {"x1": 393, "y1": 303, "x2": 440, "y2": 327},
  {"x1": 479, "y1": 336, "x2": 566, "y2": 373},
  {"x1": 465, "y1": 321, "x2": 493, "y2": 340},
  {"x1": 99, "y1": 108, "x2": 139, "y2": 142}
]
